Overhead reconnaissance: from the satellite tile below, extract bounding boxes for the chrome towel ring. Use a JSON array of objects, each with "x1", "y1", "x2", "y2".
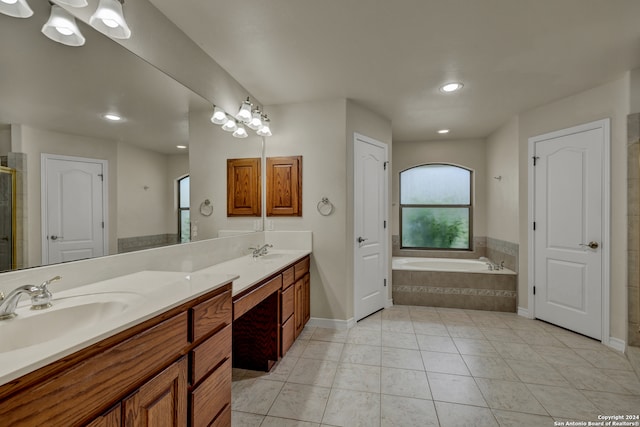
[
  {"x1": 317, "y1": 197, "x2": 334, "y2": 216},
  {"x1": 200, "y1": 199, "x2": 213, "y2": 216}
]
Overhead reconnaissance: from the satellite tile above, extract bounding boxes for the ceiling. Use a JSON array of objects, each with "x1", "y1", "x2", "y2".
[{"x1": 149, "y1": 0, "x2": 640, "y2": 141}]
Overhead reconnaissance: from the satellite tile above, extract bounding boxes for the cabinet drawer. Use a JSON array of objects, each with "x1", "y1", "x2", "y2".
[
  {"x1": 190, "y1": 359, "x2": 231, "y2": 427},
  {"x1": 282, "y1": 266, "x2": 295, "y2": 290},
  {"x1": 294, "y1": 257, "x2": 309, "y2": 281},
  {"x1": 281, "y1": 285, "x2": 294, "y2": 323},
  {"x1": 191, "y1": 324, "x2": 231, "y2": 385},
  {"x1": 191, "y1": 290, "x2": 232, "y2": 342},
  {"x1": 281, "y1": 316, "x2": 295, "y2": 356},
  {"x1": 210, "y1": 404, "x2": 231, "y2": 427}
]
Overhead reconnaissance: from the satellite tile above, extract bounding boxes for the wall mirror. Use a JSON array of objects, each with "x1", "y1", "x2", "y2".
[{"x1": 0, "y1": 0, "x2": 261, "y2": 272}]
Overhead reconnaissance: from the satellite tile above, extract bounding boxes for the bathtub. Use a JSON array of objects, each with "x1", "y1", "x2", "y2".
[
  {"x1": 392, "y1": 257, "x2": 515, "y2": 274},
  {"x1": 392, "y1": 256, "x2": 517, "y2": 312}
]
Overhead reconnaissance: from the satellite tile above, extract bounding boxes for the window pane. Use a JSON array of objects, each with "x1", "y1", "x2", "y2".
[
  {"x1": 179, "y1": 176, "x2": 190, "y2": 208},
  {"x1": 400, "y1": 165, "x2": 470, "y2": 205},
  {"x1": 401, "y1": 207, "x2": 469, "y2": 249},
  {"x1": 180, "y1": 210, "x2": 190, "y2": 243}
]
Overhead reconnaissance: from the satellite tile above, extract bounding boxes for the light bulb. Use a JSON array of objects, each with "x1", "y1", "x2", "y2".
[
  {"x1": 233, "y1": 123, "x2": 248, "y2": 138},
  {"x1": 210, "y1": 106, "x2": 227, "y2": 125},
  {"x1": 221, "y1": 118, "x2": 237, "y2": 132},
  {"x1": 235, "y1": 98, "x2": 252, "y2": 123}
]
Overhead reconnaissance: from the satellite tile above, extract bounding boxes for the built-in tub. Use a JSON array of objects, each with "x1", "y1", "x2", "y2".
[{"x1": 392, "y1": 257, "x2": 517, "y2": 312}]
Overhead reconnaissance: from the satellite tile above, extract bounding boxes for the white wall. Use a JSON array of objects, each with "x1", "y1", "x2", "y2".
[
  {"x1": 188, "y1": 109, "x2": 263, "y2": 240},
  {"x1": 0, "y1": 126, "x2": 10, "y2": 155},
  {"x1": 392, "y1": 139, "x2": 488, "y2": 240},
  {"x1": 518, "y1": 73, "x2": 630, "y2": 341},
  {"x1": 486, "y1": 117, "x2": 519, "y2": 243}
]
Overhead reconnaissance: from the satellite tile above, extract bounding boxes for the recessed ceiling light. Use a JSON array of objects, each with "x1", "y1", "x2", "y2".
[
  {"x1": 437, "y1": 129, "x2": 450, "y2": 134},
  {"x1": 103, "y1": 113, "x2": 122, "y2": 121},
  {"x1": 440, "y1": 82, "x2": 464, "y2": 93},
  {"x1": 176, "y1": 145, "x2": 187, "y2": 149}
]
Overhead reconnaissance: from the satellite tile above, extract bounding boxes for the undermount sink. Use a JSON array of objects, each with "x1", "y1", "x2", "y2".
[{"x1": 0, "y1": 293, "x2": 139, "y2": 353}]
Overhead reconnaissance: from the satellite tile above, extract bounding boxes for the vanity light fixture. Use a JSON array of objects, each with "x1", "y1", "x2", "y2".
[
  {"x1": 221, "y1": 118, "x2": 238, "y2": 132},
  {"x1": 437, "y1": 129, "x2": 450, "y2": 134},
  {"x1": 232, "y1": 123, "x2": 249, "y2": 139},
  {"x1": 176, "y1": 145, "x2": 187, "y2": 149},
  {"x1": 103, "y1": 113, "x2": 122, "y2": 121},
  {"x1": 235, "y1": 97, "x2": 252, "y2": 123},
  {"x1": 247, "y1": 108, "x2": 262, "y2": 130},
  {"x1": 41, "y1": 4, "x2": 85, "y2": 47},
  {"x1": 256, "y1": 115, "x2": 272, "y2": 137},
  {"x1": 56, "y1": 0, "x2": 88, "y2": 7},
  {"x1": 0, "y1": 0, "x2": 33, "y2": 18},
  {"x1": 89, "y1": 0, "x2": 131, "y2": 40},
  {"x1": 440, "y1": 82, "x2": 464, "y2": 93},
  {"x1": 210, "y1": 106, "x2": 227, "y2": 125}
]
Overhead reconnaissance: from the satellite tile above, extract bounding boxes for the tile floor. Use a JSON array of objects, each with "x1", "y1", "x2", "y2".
[{"x1": 231, "y1": 306, "x2": 640, "y2": 427}]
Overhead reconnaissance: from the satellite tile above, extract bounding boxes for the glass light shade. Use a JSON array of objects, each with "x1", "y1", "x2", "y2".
[
  {"x1": 89, "y1": 0, "x2": 131, "y2": 39},
  {"x1": 56, "y1": 0, "x2": 89, "y2": 7},
  {"x1": 210, "y1": 106, "x2": 227, "y2": 125},
  {"x1": 235, "y1": 99, "x2": 252, "y2": 123},
  {"x1": 233, "y1": 123, "x2": 248, "y2": 138},
  {"x1": 0, "y1": 0, "x2": 33, "y2": 18},
  {"x1": 256, "y1": 116, "x2": 272, "y2": 137},
  {"x1": 42, "y1": 5, "x2": 86, "y2": 47},
  {"x1": 247, "y1": 109, "x2": 262, "y2": 130},
  {"x1": 221, "y1": 118, "x2": 237, "y2": 132}
]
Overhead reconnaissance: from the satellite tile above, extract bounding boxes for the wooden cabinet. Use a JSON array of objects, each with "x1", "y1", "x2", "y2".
[
  {"x1": 227, "y1": 158, "x2": 261, "y2": 216},
  {"x1": 266, "y1": 156, "x2": 302, "y2": 216},
  {"x1": 0, "y1": 283, "x2": 233, "y2": 427},
  {"x1": 123, "y1": 357, "x2": 188, "y2": 427}
]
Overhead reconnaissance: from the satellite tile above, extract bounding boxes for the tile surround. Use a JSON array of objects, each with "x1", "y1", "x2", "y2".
[
  {"x1": 232, "y1": 306, "x2": 640, "y2": 426},
  {"x1": 628, "y1": 112, "x2": 640, "y2": 348}
]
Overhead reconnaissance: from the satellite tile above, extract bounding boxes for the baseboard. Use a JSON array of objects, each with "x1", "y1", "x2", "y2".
[
  {"x1": 308, "y1": 317, "x2": 356, "y2": 330},
  {"x1": 386, "y1": 298, "x2": 393, "y2": 308},
  {"x1": 607, "y1": 337, "x2": 626, "y2": 353},
  {"x1": 517, "y1": 307, "x2": 531, "y2": 318}
]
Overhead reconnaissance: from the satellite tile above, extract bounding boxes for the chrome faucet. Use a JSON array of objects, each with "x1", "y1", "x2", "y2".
[
  {"x1": 249, "y1": 244, "x2": 273, "y2": 258},
  {"x1": 0, "y1": 276, "x2": 61, "y2": 320}
]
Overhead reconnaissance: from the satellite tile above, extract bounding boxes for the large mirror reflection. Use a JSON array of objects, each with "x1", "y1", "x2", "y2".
[{"x1": 0, "y1": 0, "x2": 261, "y2": 272}]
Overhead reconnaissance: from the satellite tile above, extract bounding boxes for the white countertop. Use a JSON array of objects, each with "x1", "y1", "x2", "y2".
[{"x1": 0, "y1": 249, "x2": 310, "y2": 387}]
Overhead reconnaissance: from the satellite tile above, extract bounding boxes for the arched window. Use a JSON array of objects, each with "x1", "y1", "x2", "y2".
[
  {"x1": 178, "y1": 175, "x2": 190, "y2": 243},
  {"x1": 400, "y1": 164, "x2": 472, "y2": 250}
]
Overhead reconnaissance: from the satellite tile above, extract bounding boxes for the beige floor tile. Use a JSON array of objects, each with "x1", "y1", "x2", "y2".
[
  {"x1": 479, "y1": 327, "x2": 525, "y2": 343},
  {"x1": 297, "y1": 326, "x2": 316, "y2": 341},
  {"x1": 311, "y1": 327, "x2": 348, "y2": 343},
  {"x1": 347, "y1": 327, "x2": 382, "y2": 346},
  {"x1": 381, "y1": 394, "x2": 439, "y2": 427},
  {"x1": 446, "y1": 325, "x2": 483, "y2": 339},
  {"x1": 231, "y1": 378, "x2": 284, "y2": 414},
  {"x1": 602, "y1": 368, "x2": 640, "y2": 395},
  {"x1": 412, "y1": 321, "x2": 450, "y2": 337},
  {"x1": 382, "y1": 319, "x2": 415, "y2": 333},
  {"x1": 581, "y1": 390, "x2": 640, "y2": 415},
  {"x1": 551, "y1": 330, "x2": 607, "y2": 350},
  {"x1": 287, "y1": 358, "x2": 338, "y2": 387},
  {"x1": 260, "y1": 355, "x2": 299, "y2": 382},
  {"x1": 578, "y1": 349, "x2": 634, "y2": 370},
  {"x1": 475, "y1": 378, "x2": 548, "y2": 415},
  {"x1": 505, "y1": 359, "x2": 570, "y2": 387},
  {"x1": 355, "y1": 313, "x2": 382, "y2": 330},
  {"x1": 416, "y1": 334, "x2": 459, "y2": 353},
  {"x1": 262, "y1": 417, "x2": 321, "y2": 427},
  {"x1": 558, "y1": 365, "x2": 628, "y2": 393},
  {"x1": 526, "y1": 384, "x2": 601, "y2": 419},
  {"x1": 427, "y1": 372, "x2": 487, "y2": 406},
  {"x1": 531, "y1": 344, "x2": 592, "y2": 367},
  {"x1": 382, "y1": 347, "x2": 425, "y2": 370},
  {"x1": 382, "y1": 331, "x2": 419, "y2": 349},
  {"x1": 287, "y1": 339, "x2": 309, "y2": 358},
  {"x1": 409, "y1": 310, "x2": 441, "y2": 323},
  {"x1": 421, "y1": 351, "x2": 470, "y2": 375},
  {"x1": 381, "y1": 367, "x2": 432, "y2": 399},
  {"x1": 462, "y1": 355, "x2": 519, "y2": 381},
  {"x1": 513, "y1": 329, "x2": 565, "y2": 347},
  {"x1": 434, "y1": 401, "x2": 498, "y2": 427},
  {"x1": 322, "y1": 388, "x2": 381, "y2": 427},
  {"x1": 332, "y1": 363, "x2": 381, "y2": 393},
  {"x1": 453, "y1": 337, "x2": 499, "y2": 356},
  {"x1": 267, "y1": 383, "x2": 330, "y2": 423},
  {"x1": 231, "y1": 411, "x2": 265, "y2": 427},
  {"x1": 491, "y1": 342, "x2": 545, "y2": 362},
  {"x1": 340, "y1": 343, "x2": 381, "y2": 366},
  {"x1": 301, "y1": 341, "x2": 344, "y2": 362},
  {"x1": 491, "y1": 409, "x2": 555, "y2": 427}
]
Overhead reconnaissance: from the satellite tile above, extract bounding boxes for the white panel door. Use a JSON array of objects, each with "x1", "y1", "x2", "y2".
[
  {"x1": 42, "y1": 155, "x2": 106, "y2": 265},
  {"x1": 354, "y1": 133, "x2": 388, "y2": 321},
  {"x1": 533, "y1": 124, "x2": 605, "y2": 339}
]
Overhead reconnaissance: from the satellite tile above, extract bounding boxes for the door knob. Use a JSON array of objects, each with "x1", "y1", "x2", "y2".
[
  {"x1": 50, "y1": 235, "x2": 63, "y2": 241},
  {"x1": 579, "y1": 241, "x2": 599, "y2": 249},
  {"x1": 357, "y1": 236, "x2": 368, "y2": 243}
]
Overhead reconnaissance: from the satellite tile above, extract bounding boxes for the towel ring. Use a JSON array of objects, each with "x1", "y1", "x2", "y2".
[
  {"x1": 200, "y1": 199, "x2": 213, "y2": 216},
  {"x1": 317, "y1": 197, "x2": 334, "y2": 216}
]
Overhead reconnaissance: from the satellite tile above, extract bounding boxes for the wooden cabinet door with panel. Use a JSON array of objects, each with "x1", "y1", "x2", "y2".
[
  {"x1": 227, "y1": 158, "x2": 261, "y2": 216},
  {"x1": 266, "y1": 156, "x2": 302, "y2": 216}
]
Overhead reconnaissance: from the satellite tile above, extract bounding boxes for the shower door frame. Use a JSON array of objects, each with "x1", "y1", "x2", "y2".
[{"x1": 0, "y1": 166, "x2": 16, "y2": 271}]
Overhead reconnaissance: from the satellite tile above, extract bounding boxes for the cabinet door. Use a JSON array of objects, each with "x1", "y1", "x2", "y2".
[
  {"x1": 227, "y1": 158, "x2": 261, "y2": 216},
  {"x1": 86, "y1": 404, "x2": 121, "y2": 427},
  {"x1": 294, "y1": 279, "x2": 304, "y2": 337},
  {"x1": 123, "y1": 357, "x2": 187, "y2": 427},
  {"x1": 303, "y1": 273, "x2": 311, "y2": 326},
  {"x1": 266, "y1": 156, "x2": 302, "y2": 216}
]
